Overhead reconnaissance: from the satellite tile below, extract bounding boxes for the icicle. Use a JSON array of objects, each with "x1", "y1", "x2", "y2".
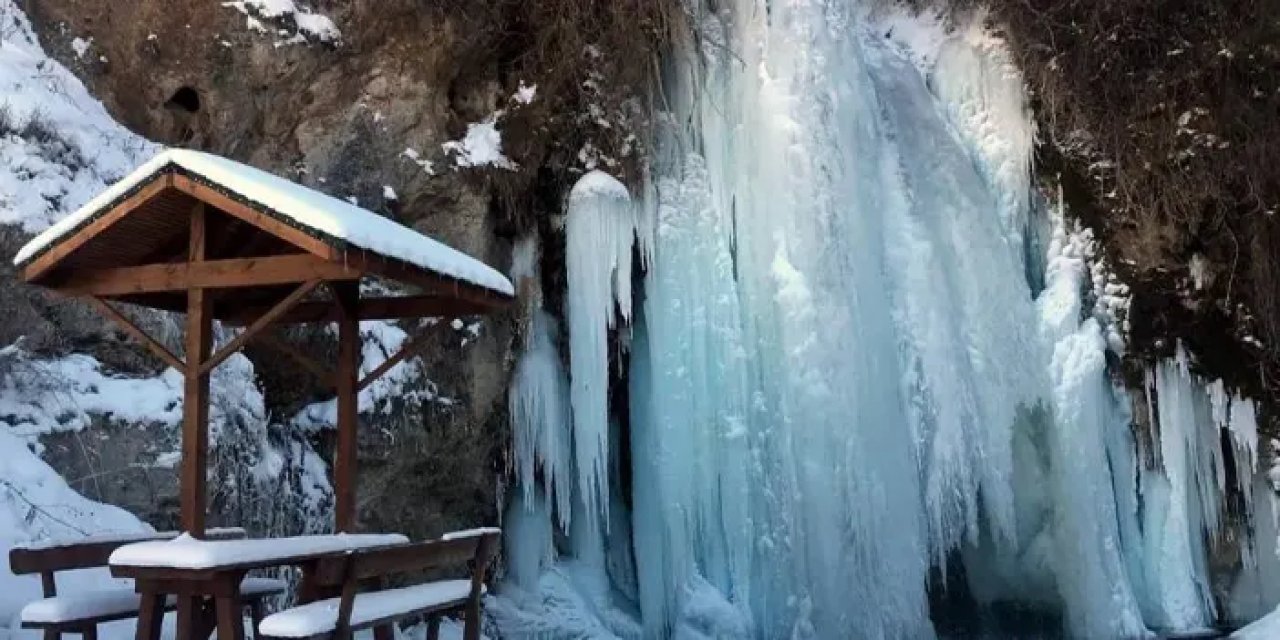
[
  {"x1": 509, "y1": 310, "x2": 574, "y2": 529},
  {"x1": 565, "y1": 170, "x2": 637, "y2": 531},
  {"x1": 507, "y1": 234, "x2": 575, "y2": 529}
]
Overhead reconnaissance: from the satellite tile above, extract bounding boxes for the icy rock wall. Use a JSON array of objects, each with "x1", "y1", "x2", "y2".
[{"x1": 501, "y1": 3, "x2": 1271, "y2": 639}]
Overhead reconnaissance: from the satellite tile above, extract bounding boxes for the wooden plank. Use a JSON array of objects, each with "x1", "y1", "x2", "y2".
[
  {"x1": 345, "y1": 252, "x2": 511, "y2": 311},
  {"x1": 334, "y1": 282, "x2": 361, "y2": 533},
  {"x1": 311, "y1": 538, "x2": 479, "y2": 586},
  {"x1": 22, "y1": 175, "x2": 174, "y2": 283},
  {"x1": 199, "y1": 279, "x2": 321, "y2": 376},
  {"x1": 182, "y1": 204, "x2": 212, "y2": 539},
  {"x1": 221, "y1": 295, "x2": 489, "y2": 325},
  {"x1": 214, "y1": 576, "x2": 245, "y2": 640},
  {"x1": 49, "y1": 254, "x2": 362, "y2": 297},
  {"x1": 135, "y1": 590, "x2": 166, "y2": 640},
  {"x1": 464, "y1": 534, "x2": 497, "y2": 640},
  {"x1": 256, "y1": 333, "x2": 335, "y2": 388},
  {"x1": 356, "y1": 321, "x2": 449, "y2": 391},
  {"x1": 334, "y1": 557, "x2": 359, "y2": 640},
  {"x1": 171, "y1": 174, "x2": 339, "y2": 262},
  {"x1": 87, "y1": 297, "x2": 185, "y2": 371}
]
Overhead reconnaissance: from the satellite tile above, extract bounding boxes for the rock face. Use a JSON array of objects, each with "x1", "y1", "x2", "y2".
[{"x1": 19, "y1": 0, "x2": 519, "y2": 538}]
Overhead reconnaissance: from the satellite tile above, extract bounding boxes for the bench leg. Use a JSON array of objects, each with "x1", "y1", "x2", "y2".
[
  {"x1": 137, "y1": 591, "x2": 165, "y2": 640},
  {"x1": 177, "y1": 595, "x2": 207, "y2": 640},
  {"x1": 81, "y1": 627, "x2": 98, "y2": 640},
  {"x1": 463, "y1": 600, "x2": 481, "y2": 640},
  {"x1": 215, "y1": 595, "x2": 245, "y2": 640},
  {"x1": 248, "y1": 600, "x2": 266, "y2": 640},
  {"x1": 43, "y1": 630, "x2": 59, "y2": 640},
  {"x1": 373, "y1": 624, "x2": 394, "y2": 640},
  {"x1": 426, "y1": 617, "x2": 440, "y2": 640}
]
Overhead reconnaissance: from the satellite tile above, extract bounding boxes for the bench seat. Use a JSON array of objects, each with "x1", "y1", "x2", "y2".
[
  {"x1": 22, "y1": 588, "x2": 171, "y2": 625},
  {"x1": 21, "y1": 577, "x2": 287, "y2": 625},
  {"x1": 259, "y1": 580, "x2": 484, "y2": 638}
]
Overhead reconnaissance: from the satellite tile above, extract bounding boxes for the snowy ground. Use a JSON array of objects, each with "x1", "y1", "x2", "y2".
[
  {"x1": 1234, "y1": 605, "x2": 1280, "y2": 639},
  {"x1": 0, "y1": 2, "x2": 159, "y2": 633}
]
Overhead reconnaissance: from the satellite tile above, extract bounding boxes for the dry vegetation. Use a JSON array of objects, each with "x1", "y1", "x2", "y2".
[
  {"x1": 423, "y1": 0, "x2": 687, "y2": 231},
  {"x1": 967, "y1": 0, "x2": 1280, "y2": 405}
]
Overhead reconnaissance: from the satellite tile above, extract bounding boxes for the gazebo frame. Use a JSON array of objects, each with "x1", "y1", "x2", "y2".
[{"x1": 18, "y1": 168, "x2": 510, "y2": 537}]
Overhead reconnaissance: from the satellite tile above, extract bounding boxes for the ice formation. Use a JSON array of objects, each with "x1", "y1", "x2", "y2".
[
  {"x1": 500, "y1": 2, "x2": 1275, "y2": 639},
  {"x1": 564, "y1": 171, "x2": 639, "y2": 532},
  {"x1": 509, "y1": 236, "x2": 575, "y2": 529}
]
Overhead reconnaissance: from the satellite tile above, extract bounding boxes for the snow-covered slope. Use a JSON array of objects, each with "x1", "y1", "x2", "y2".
[
  {"x1": 0, "y1": 3, "x2": 159, "y2": 631},
  {"x1": 0, "y1": 5, "x2": 332, "y2": 636},
  {"x1": 0, "y1": 0, "x2": 155, "y2": 233},
  {"x1": 0, "y1": 427, "x2": 149, "y2": 633}
]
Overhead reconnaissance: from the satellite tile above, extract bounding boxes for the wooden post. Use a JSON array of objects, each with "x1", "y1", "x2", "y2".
[
  {"x1": 333, "y1": 282, "x2": 360, "y2": 533},
  {"x1": 182, "y1": 203, "x2": 212, "y2": 538},
  {"x1": 178, "y1": 203, "x2": 213, "y2": 640}
]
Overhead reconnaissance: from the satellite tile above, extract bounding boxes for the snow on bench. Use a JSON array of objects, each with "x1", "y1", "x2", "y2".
[
  {"x1": 22, "y1": 588, "x2": 164, "y2": 625},
  {"x1": 20, "y1": 577, "x2": 285, "y2": 624},
  {"x1": 14, "y1": 149, "x2": 515, "y2": 297},
  {"x1": 258, "y1": 580, "x2": 482, "y2": 638},
  {"x1": 14, "y1": 527, "x2": 246, "y2": 552},
  {"x1": 109, "y1": 533, "x2": 409, "y2": 570},
  {"x1": 258, "y1": 531, "x2": 500, "y2": 639}
]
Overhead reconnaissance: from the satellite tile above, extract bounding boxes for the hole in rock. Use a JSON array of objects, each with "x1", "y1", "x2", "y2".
[{"x1": 165, "y1": 86, "x2": 201, "y2": 113}]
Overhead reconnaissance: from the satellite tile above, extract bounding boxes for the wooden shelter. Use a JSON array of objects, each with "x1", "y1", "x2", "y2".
[{"x1": 14, "y1": 150, "x2": 513, "y2": 537}]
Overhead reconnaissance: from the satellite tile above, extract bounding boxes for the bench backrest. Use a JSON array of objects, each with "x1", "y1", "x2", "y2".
[
  {"x1": 309, "y1": 533, "x2": 499, "y2": 587},
  {"x1": 9, "y1": 528, "x2": 247, "y2": 596},
  {"x1": 309, "y1": 531, "x2": 500, "y2": 638}
]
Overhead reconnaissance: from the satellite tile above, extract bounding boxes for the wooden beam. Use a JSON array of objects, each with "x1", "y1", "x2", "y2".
[
  {"x1": 199, "y1": 279, "x2": 321, "y2": 376},
  {"x1": 221, "y1": 295, "x2": 491, "y2": 325},
  {"x1": 86, "y1": 297, "x2": 185, "y2": 371},
  {"x1": 356, "y1": 321, "x2": 449, "y2": 392},
  {"x1": 182, "y1": 203, "x2": 212, "y2": 539},
  {"x1": 346, "y1": 252, "x2": 512, "y2": 312},
  {"x1": 333, "y1": 282, "x2": 360, "y2": 533},
  {"x1": 255, "y1": 333, "x2": 335, "y2": 389},
  {"x1": 22, "y1": 176, "x2": 175, "y2": 282},
  {"x1": 48, "y1": 254, "x2": 362, "y2": 297},
  {"x1": 171, "y1": 174, "x2": 340, "y2": 261}
]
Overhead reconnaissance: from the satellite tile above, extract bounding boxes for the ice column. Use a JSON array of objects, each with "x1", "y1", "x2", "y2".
[{"x1": 565, "y1": 171, "x2": 638, "y2": 530}]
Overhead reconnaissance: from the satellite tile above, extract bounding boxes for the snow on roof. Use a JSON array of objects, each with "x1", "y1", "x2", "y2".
[
  {"x1": 108, "y1": 532, "x2": 408, "y2": 570},
  {"x1": 13, "y1": 149, "x2": 514, "y2": 297},
  {"x1": 440, "y1": 527, "x2": 501, "y2": 541}
]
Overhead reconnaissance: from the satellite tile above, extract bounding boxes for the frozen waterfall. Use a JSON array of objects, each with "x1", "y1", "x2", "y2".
[{"x1": 497, "y1": 3, "x2": 1272, "y2": 639}]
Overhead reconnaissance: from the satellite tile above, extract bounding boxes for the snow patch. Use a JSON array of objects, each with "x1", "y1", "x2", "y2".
[
  {"x1": 514, "y1": 82, "x2": 537, "y2": 105},
  {"x1": 69, "y1": 37, "x2": 91, "y2": 59},
  {"x1": 442, "y1": 115, "x2": 515, "y2": 170},
  {"x1": 221, "y1": 0, "x2": 340, "y2": 44},
  {"x1": 400, "y1": 147, "x2": 436, "y2": 176}
]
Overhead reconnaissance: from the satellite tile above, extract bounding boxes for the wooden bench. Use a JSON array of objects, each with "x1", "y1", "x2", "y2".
[
  {"x1": 260, "y1": 529, "x2": 500, "y2": 640},
  {"x1": 9, "y1": 529, "x2": 287, "y2": 640}
]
